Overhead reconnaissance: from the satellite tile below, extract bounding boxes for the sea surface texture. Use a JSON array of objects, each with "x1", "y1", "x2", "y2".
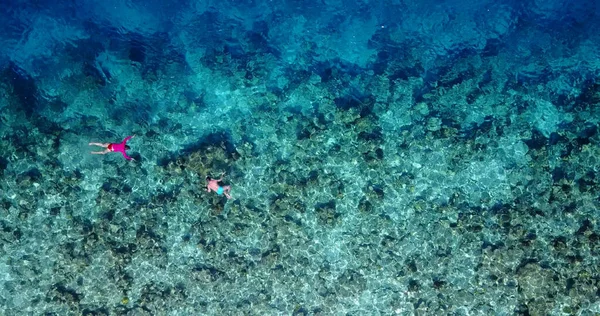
[{"x1": 1, "y1": 0, "x2": 600, "y2": 315}]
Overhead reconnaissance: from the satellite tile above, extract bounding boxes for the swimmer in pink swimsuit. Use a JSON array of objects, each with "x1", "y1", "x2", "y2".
[
  {"x1": 206, "y1": 172, "x2": 231, "y2": 199},
  {"x1": 89, "y1": 135, "x2": 135, "y2": 160}
]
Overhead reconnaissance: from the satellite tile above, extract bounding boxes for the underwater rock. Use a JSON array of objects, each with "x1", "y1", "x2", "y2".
[
  {"x1": 576, "y1": 124, "x2": 597, "y2": 146},
  {"x1": 523, "y1": 129, "x2": 547, "y2": 150},
  {"x1": 0, "y1": 156, "x2": 8, "y2": 174},
  {"x1": 128, "y1": 39, "x2": 146, "y2": 63},
  {"x1": 6, "y1": 63, "x2": 39, "y2": 117}
]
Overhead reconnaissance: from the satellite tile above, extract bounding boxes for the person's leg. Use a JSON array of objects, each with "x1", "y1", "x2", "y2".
[
  {"x1": 223, "y1": 186, "x2": 231, "y2": 199},
  {"x1": 89, "y1": 142, "x2": 110, "y2": 147},
  {"x1": 91, "y1": 148, "x2": 111, "y2": 155}
]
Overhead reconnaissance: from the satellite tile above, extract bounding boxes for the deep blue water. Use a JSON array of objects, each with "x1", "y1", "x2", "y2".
[{"x1": 1, "y1": 0, "x2": 600, "y2": 314}]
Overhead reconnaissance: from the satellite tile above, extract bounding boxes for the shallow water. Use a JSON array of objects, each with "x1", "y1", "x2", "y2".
[{"x1": 0, "y1": 0, "x2": 599, "y2": 314}]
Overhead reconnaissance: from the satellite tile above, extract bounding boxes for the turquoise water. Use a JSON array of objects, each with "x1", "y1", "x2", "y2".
[{"x1": 1, "y1": 0, "x2": 600, "y2": 314}]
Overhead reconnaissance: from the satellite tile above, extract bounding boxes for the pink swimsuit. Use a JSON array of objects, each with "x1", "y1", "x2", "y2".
[{"x1": 109, "y1": 136, "x2": 133, "y2": 160}]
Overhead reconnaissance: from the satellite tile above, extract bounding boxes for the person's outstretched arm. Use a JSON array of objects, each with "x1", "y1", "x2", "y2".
[
  {"x1": 216, "y1": 172, "x2": 225, "y2": 182},
  {"x1": 122, "y1": 135, "x2": 134, "y2": 144}
]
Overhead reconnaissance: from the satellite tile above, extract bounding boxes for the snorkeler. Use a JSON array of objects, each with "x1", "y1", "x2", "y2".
[
  {"x1": 89, "y1": 135, "x2": 135, "y2": 160},
  {"x1": 206, "y1": 172, "x2": 232, "y2": 199}
]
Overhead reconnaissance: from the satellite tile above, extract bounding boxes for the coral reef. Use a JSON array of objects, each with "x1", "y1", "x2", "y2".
[{"x1": 1, "y1": 0, "x2": 600, "y2": 314}]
